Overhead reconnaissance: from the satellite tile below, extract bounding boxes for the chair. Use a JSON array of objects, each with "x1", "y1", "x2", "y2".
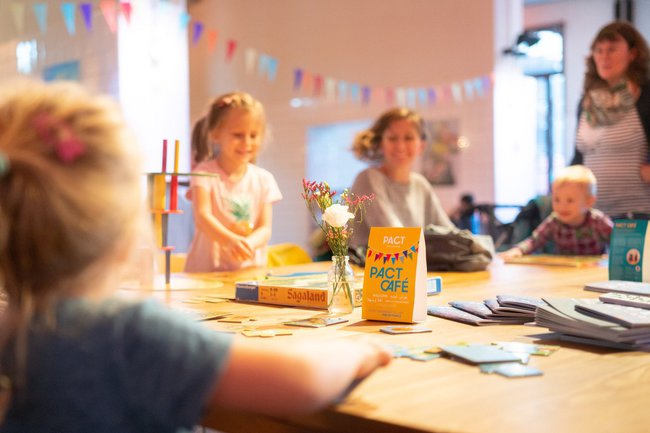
[{"x1": 267, "y1": 243, "x2": 313, "y2": 267}]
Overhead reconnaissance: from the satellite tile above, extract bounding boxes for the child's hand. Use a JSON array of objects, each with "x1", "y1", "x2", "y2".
[
  {"x1": 223, "y1": 235, "x2": 254, "y2": 262},
  {"x1": 500, "y1": 247, "x2": 523, "y2": 261}
]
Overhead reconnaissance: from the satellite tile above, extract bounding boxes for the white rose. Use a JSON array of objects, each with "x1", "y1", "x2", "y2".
[{"x1": 322, "y1": 204, "x2": 354, "y2": 228}]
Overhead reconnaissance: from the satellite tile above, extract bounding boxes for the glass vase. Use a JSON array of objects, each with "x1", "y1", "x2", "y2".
[{"x1": 328, "y1": 255, "x2": 355, "y2": 315}]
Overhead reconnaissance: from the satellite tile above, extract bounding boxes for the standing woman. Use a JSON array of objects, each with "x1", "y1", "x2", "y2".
[
  {"x1": 349, "y1": 108, "x2": 454, "y2": 249},
  {"x1": 572, "y1": 21, "x2": 650, "y2": 220}
]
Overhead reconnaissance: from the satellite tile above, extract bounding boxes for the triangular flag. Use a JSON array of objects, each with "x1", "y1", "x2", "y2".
[
  {"x1": 361, "y1": 85, "x2": 371, "y2": 105},
  {"x1": 313, "y1": 74, "x2": 323, "y2": 96},
  {"x1": 473, "y1": 77, "x2": 484, "y2": 98},
  {"x1": 337, "y1": 80, "x2": 347, "y2": 102},
  {"x1": 302, "y1": 71, "x2": 312, "y2": 93},
  {"x1": 79, "y1": 3, "x2": 92, "y2": 31},
  {"x1": 395, "y1": 88, "x2": 406, "y2": 107},
  {"x1": 463, "y1": 80, "x2": 474, "y2": 100},
  {"x1": 192, "y1": 21, "x2": 203, "y2": 44},
  {"x1": 267, "y1": 57, "x2": 278, "y2": 81},
  {"x1": 367, "y1": 248, "x2": 372, "y2": 257},
  {"x1": 207, "y1": 30, "x2": 218, "y2": 53},
  {"x1": 325, "y1": 77, "x2": 336, "y2": 101},
  {"x1": 257, "y1": 54, "x2": 269, "y2": 77},
  {"x1": 385, "y1": 88, "x2": 395, "y2": 106},
  {"x1": 417, "y1": 88, "x2": 427, "y2": 106},
  {"x1": 33, "y1": 3, "x2": 47, "y2": 34},
  {"x1": 349, "y1": 83, "x2": 360, "y2": 103},
  {"x1": 61, "y1": 3, "x2": 76, "y2": 35},
  {"x1": 179, "y1": 12, "x2": 191, "y2": 30},
  {"x1": 120, "y1": 1, "x2": 132, "y2": 24},
  {"x1": 100, "y1": 0, "x2": 117, "y2": 33},
  {"x1": 406, "y1": 88, "x2": 417, "y2": 107},
  {"x1": 293, "y1": 69, "x2": 303, "y2": 91},
  {"x1": 451, "y1": 83, "x2": 463, "y2": 103},
  {"x1": 245, "y1": 49, "x2": 257, "y2": 75},
  {"x1": 225, "y1": 39, "x2": 237, "y2": 62},
  {"x1": 11, "y1": 3, "x2": 25, "y2": 32},
  {"x1": 427, "y1": 88, "x2": 437, "y2": 106}
]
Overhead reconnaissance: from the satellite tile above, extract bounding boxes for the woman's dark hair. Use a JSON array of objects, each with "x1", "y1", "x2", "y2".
[{"x1": 583, "y1": 21, "x2": 650, "y2": 92}]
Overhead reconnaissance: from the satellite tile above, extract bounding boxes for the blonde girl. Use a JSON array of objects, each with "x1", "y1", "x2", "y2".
[
  {"x1": 184, "y1": 92, "x2": 282, "y2": 272},
  {"x1": 0, "y1": 80, "x2": 391, "y2": 431}
]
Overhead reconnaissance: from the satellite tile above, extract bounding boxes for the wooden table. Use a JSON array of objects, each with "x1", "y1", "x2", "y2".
[{"x1": 123, "y1": 260, "x2": 650, "y2": 433}]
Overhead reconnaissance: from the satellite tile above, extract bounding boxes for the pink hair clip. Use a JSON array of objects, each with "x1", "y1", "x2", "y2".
[{"x1": 33, "y1": 113, "x2": 85, "y2": 163}]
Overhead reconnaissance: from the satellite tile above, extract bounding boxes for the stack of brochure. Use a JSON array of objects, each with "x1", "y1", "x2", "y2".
[
  {"x1": 427, "y1": 294, "x2": 543, "y2": 326},
  {"x1": 535, "y1": 297, "x2": 650, "y2": 350}
]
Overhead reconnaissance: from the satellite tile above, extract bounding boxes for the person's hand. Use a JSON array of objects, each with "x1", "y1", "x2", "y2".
[
  {"x1": 640, "y1": 164, "x2": 650, "y2": 183},
  {"x1": 353, "y1": 339, "x2": 393, "y2": 380},
  {"x1": 222, "y1": 235, "x2": 254, "y2": 262},
  {"x1": 500, "y1": 247, "x2": 523, "y2": 261}
]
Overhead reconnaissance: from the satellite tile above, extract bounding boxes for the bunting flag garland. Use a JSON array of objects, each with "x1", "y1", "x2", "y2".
[
  {"x1": 207, "y1": 29, "x2": 218, "y2": 53},
  {"x1": 245, "y1": 49, "x2": 257, "y2": 75},
  {"x1": 61, "y1": 3, "x2": 75, "y2": 35},
  {"x1": 179, "y1": 11, "x2": 191, "y2": 30},
  {"x1": 33, "y1": 3, "x2": 48, "y2": 34},
  {"x1": 366, "y1": 242, "x2": 419, "y2": 265},
  {"x1": 2, "y1": 1, "x2": 493, "y2": 109},
  {"x1": 293, "y1": 68, "x2": 303, "y2": 91},
  {"x1": 80, "y1": 3, "x2": 92, "y2": 31},
  {"x1": 225, "y1": 38, "x2": 237, "y2": 62},
  {"x1": 266, "y1": 57, "x2": 278, "y2": 81},
  {"x1": 11, "y1": 3, "x2": 24, "y2": 32},
  {"x1": 191, "y1": 21, "x2": 203, "y2": 45},
  {"x1": 100, "y1": 0, "x2": 117, "y2": 33},
  {"x1": 120, "y1": 1, "x2": 132, "y2": 24},
  {"x1": 313, "y1": 74, "x2": 323, "y2": 96}
]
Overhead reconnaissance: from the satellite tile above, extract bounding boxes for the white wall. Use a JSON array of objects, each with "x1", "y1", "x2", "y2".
[
  {"x1": 0, "y1": 0, "x2": 190, "y2": 174},
  {"x1": 188, "y1": 0, "x2": 496, "y2": 251}
]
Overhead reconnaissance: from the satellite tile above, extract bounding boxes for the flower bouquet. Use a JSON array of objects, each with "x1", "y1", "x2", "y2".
[{"x1": 301, "y1": 179, "x2": 374, "y2": 313}]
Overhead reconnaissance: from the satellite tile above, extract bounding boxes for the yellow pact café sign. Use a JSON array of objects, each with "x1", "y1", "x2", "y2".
[{"x1": 362, "y1": 227, "x2": 427, "y2": 323}]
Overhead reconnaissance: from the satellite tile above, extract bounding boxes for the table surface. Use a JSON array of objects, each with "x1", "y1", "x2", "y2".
[{"x1": 121, "y1": 260, "x2": 650, "y2": 433}]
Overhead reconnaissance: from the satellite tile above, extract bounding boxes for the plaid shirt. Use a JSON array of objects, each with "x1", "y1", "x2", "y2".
[{"x1": 517, "y1": 209, "x2": 613, "y2": 255}]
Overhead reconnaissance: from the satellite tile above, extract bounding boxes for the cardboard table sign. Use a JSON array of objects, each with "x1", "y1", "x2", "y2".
[
  {"x1": 609, "y1": 220, "x2": 650, "y2": 282},
  {"x1": 362, "y1": 227, "x2": 428, "y2": 323}
]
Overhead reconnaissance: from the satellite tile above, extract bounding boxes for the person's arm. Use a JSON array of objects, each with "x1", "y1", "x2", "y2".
[
  {"x1": 192, "y1": 184, "x2": 254, "y2": 261},
  {"x1": 514, "y1": 216, "x2": 555, "y2": 255},
  {"x1": 245, "y1": 202, "x2": 272, "y2": 250},
  {"x1": 204, "y1": 338, "x2": 392, "y2": 416}
]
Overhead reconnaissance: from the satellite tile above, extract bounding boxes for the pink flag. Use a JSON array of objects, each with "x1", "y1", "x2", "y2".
[{"x1": 100, "y1": 0, "x2": 117, "y2": 33}]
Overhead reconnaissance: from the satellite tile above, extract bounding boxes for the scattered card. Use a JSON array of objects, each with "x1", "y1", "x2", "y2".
[
  {"x1": 493, "y1": 341, "x2": 560, "y2": 356},
  {"x1": 284, "y1": 316, "x2": 348, "y2": 328},
  {"x1": 380, "y1": 325, "x2": 432, "y2": 335},
  {"x1": 441, "y1": 344, "x2": 523, "y2": 364},
  {"x1": 217, "y1": 315, "x2": 255, "y2": 323},
  {"x1": 481, "y1": 362, "x2": 543, "y2": 378},
  {"x1": 240, "y1": 329, "x2": 293, "y2": 337}
]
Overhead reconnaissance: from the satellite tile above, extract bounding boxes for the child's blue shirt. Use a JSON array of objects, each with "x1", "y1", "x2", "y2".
[{"x1": 1, "y1": 298, "x2": 232, "y2": 433}]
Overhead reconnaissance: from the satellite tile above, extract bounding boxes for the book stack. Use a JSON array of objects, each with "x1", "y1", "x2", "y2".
[
  {"x1": 427, "y1": 294, "x2": 543, "y2": 326},
  {"x1": 235, "y1": 273, "x2": 443, "y2": 310},
  {"x1": 535, "y1": 297, "x2": 650, "y2": 350}
]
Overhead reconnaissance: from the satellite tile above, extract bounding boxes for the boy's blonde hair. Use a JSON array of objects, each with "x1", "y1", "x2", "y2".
[
  {"x1": 192, "y1": 91, "x2": 266, "y2": 166},
  {"x1": 0, "y1": 79, "x2": 144, "y2": 387},
  {"x1": 351, "y1": 107, "x2": 429, "y2": 163},
  {"x1": 552, "y1": 165, "x2": 597, "y2": 197}
]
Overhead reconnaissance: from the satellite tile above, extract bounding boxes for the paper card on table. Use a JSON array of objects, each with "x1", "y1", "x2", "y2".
[
  {"x1": 609, "y1": 220, "x2": 650, "y2": 282},
  {"x1": 440, "y1": 344, "x2": 523, "y2": 364},
  {"x1": 362, "y1": 227, "x2": 427, "y2": 323}
]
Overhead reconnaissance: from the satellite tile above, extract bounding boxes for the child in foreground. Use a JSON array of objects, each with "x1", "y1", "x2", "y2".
[
  {"x1": 501, "y1": 165, "x2": 613, "y2": 259},
  {"x1": 0, "y1": 80, "x2": 391, "y2": 432}
]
